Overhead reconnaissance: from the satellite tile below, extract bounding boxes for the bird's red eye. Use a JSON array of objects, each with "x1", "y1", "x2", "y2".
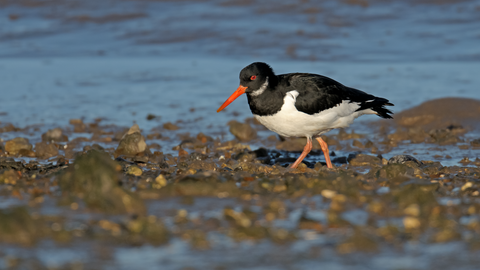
[{"x1": 250, "y1": 75, "x2": 257, "y2": 80}]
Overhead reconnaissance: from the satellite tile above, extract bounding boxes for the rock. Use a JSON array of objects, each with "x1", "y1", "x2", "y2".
[
  {"x1": 429, "y1": 127, "x2": 462, "y2": 145},
  {"x1": 146, "y1": 133, "x2": 162, "y2": 140},
  {"x1": 364, "y1": 140, "x2": 374, "y2": 148},
  {"x1": 83, "y1": 144, "x2": 104, "y2": 152},
  {"x1": 0, "y1": 169, "x2": 21, "y2": 185},
  {"x1": 352, "y1": 140, "x2": 364, "y2": 148},
  {"x1": 146, "y1": 114, "x2": 158, "y2": 120},
  {"x1": 163, "y1": 122, "x2": 179, "y2": 130},
  {"x1": 276, "y1": 138, "x2": 307, "y2": 151},
  {"x1": 114, "y1": 124, "x2": 147, "y2": 157},
  {"x1": 189, "y1": 152, "x2": 208, "y2": 161},
  {"x1": 337, "y1": 229, "x2": 378, "y2": 254},
  {"x1": 0, "y1": 207, "x2": 40, "y2": 245},
  {"x1": 378, "y1": 164, "x2": 414, "y2": 179},
  {"x1": 5, "y1": 138, "x2": 33, "y2": 156},
  {"x1": 59, "y1": 150, "x2": 145, "y2": 214},
  {"x1": 35, "y1": 142, "x2": 59, "y2": 159},
  {"x1": 196, "y1": 132, "x2": 213, "y2": 143},
  {"x1": 126, "y1": 165, "x2": 143, "y2": 176},
  {"x1": 0, "y1": 158, "x2": 24, "y2": 171},
  {"x1": 42, "y1": 128, "x2": 68, "y2": 142},
  {"x1": 69, "y1": 119, "x2": 86, "y2": 132},
  {"x1": 348, "y1": 153, "x2": 381, "y2": 166},
  {"x1": 0, "y1": 123, "x2": 18, "y2": 133},
  {"x1": 234, "y1": 151, "x2": 257, "y2": 163},
  {"x1": 421, "y1": 162, "x2": 443, "y2": 175},
  {"x1": 69, "y1": 119, "x2": 83, "y2": 125},
  {"x1": 394, "y1": 98, "x2": 480, "y2": 131},
  {"x1": 393, "y1": 182, "x2": 439, "y2": 211},
  {"x1": 472, "y1": 138, "x2": 480, "y2": 147},
  {"x1": 228, "y1": 120, "x2": 257, "y2": 142},
  {"x1": 388, "y1": 155, "x2": 422, "y2": 166}
]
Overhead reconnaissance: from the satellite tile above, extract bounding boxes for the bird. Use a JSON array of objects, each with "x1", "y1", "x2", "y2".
[{"x1": 217, "y1": 62, "x2": 393, "y2": 169}]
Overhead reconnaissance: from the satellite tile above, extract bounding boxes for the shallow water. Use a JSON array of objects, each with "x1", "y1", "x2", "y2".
[{"x1": 1, "y1": 0, "x2": 480, "y2": 269}]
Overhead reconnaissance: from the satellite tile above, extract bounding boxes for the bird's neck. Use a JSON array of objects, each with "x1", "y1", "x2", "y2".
[{"x1": 246, "y1": 76, "x2": 284, "y2": 116}]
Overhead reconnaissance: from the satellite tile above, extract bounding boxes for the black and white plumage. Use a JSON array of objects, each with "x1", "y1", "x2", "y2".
[{"x1": 217, "y1": 62, "x2": 394, "y2": 169}]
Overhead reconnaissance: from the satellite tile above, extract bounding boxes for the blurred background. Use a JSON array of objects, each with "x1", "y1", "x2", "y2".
[{"x1": 1, "y1": 0, "x2": 479, "y2": 136}]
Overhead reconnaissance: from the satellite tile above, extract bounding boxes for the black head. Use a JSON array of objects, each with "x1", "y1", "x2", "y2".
[
  {"x1": 239, "y1": 62, "x2": 276, "y2": 93},
  {"x1": 217, "y1": 62, "x2": 276, "y2": 113}
]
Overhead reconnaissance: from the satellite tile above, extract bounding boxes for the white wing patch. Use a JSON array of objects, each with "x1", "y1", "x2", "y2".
[{"x1": 254, "y1": 90, "x2": 376, "y2": 138}]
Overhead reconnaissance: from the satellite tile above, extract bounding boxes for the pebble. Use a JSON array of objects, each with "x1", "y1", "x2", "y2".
[
  {"x1": 126, "y1": 165, "x2": 143, "y2": 176},
  {"x1": 5, "y1": 137, "x2": 33, "y2": 156},
  {"x1": 163, "y1": 122, "x2": 179, "y2": 130},
  {"x1": 228, "y1": 120, "x2": 257, "y2": 142},
  {"x1": 347, "y1": 153, "x2": 381, "y2": 166},
  {"x1": 42, "y1": 128, "x2": 68, "y2": 142},
  {"x1": 114, "y1": 124, "x2": 147, "y2": 157},
  {"x1": 35, "y1": 142, "x2": 59, "y2": 159},
  {"x1": 388, "y1": 155, "x2": 422, "y2": 166}
]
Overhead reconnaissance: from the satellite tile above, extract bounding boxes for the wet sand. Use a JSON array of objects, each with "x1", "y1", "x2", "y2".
[
  {"x1": 1, "y1": 97, "x2": 480, "y2": 269},
  {"x1": 1, "y1": 0, "x2": 480, "y2": 269}
]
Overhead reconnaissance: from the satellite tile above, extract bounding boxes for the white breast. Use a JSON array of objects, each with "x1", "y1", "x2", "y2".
[{"x1": 254, "y1": 90, "x2": 375, "y2": 138}]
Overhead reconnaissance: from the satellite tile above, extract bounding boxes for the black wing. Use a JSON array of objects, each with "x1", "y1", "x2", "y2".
[{"x1": 286, "y1": 73, "x2": 394, "y2": 119}]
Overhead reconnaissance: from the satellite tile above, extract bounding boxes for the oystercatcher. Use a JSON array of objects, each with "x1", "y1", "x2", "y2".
[{"x1": 217, "y1": 62, "x2": 393, "y2": 169}]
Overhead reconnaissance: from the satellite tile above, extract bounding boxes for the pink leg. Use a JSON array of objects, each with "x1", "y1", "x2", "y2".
[
  {"x1": 316, "y1": 137, "x2": 333, "y2": 168},
  {"x1": 289, "y1": 137, "x2": 313, "y2": 169}
]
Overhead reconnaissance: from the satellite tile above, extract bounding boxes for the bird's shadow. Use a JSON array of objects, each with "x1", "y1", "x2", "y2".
[{"x1": 250, "y1": 148, "x2": 348, "y2": 169}]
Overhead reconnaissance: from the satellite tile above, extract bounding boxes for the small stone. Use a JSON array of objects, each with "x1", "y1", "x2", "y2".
[
  {"x1": 126, "y1": 165, "x2": 143, "y2": 176},
  {"x1": 352, "y1": 140, "x2": 364, "y2": 148},
  {"x1": 41, "y1": 128, "x2": 68, "y2": 142},
  {"x1": 429, "y1": 128, "x2": 461, "y2": 145},
  {"x1": 234, "y1": 151, "x2": 256, "y2": 162},
  {"x1": 35, "y1": 142, "x2": 59, "y2": 159},
  {"x1": 189, "y1": 152, "x2": 208, "y2": 161},
  {"x1": 228, "y1": 120, "x2": 257, "y2": 142},
  {"x1": 0, "y1": 123, "x2": 18, "y2": 133},
  {"x1": 461, "y1": 182, "x2": 473, "y2": 192},
  {"x1": 403, "y1": 204, "x2": 420, "y2": 217},
  {"x1": 471, "y1": 138, "x2": 480, "y2": 147},
  {"x1": 59, "y1": 150, "x2": 145, "y2": 214},
  {"x1": 364, "y1": 140, "x2": 374, "y2": 148},
  {"x1": 0, "y1": 169, "x2": 21, "y2": 185},
  {"x1": 114, "y1": 124, "x2": 147, "y2": 157},
  {"x1": 69, "y1": 119, "x2": 83, "y2": 125},
  {"x1": 163, "y1": 122, "x2": 179, "y2": 130},
  {"x1": 5, "y1": 138, "x2": 33, "y2": 155},
  {"x1": 178, "y1": 148, "x2": 188, "y2": 156},
  {"x1": 388, "y1": 155, "x2": 422, "y2": 166},
  {"x1": 337, "y1": 229, "x2": 378, "y2": 254},
  {"x1": 0, "y1": 207, "x2": 40, "y2": 245},
  {"x1": 378, "y1": 163, "x2": 414, "y2": 179},
  {"x1": 196, "y1": 132, "x2": 212, "y2": 143},
  {"x1": 403, "y1": 216, "x2": 421, "y2": 230},
  {"x1": 153, "y1": 174, "x2": 168, "y2": 189},
  {"x1": 146, "y1": 114, "x2": 157, "y2": 120},
  {"x1": 70, "y1": 119, "x2": 86, "y2": 132},
  {"x1": 348, "y1": 154, "x2": 381, "y2": 166},
  {"x1": 321, "y1": 189, "x2": 337, "y2": 199}
]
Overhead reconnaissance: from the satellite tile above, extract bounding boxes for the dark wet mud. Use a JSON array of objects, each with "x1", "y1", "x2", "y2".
[{"x1": 1, "y1": 98, "x2": 480, "y2": 269}]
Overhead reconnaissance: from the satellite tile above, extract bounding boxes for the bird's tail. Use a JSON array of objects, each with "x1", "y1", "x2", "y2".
[
  {"x1": 372, "y1": 98, "x2": 394, "y2": 119},
  {"x1": 358, "y1": 97, "x2": 394, "y2": 119}
]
